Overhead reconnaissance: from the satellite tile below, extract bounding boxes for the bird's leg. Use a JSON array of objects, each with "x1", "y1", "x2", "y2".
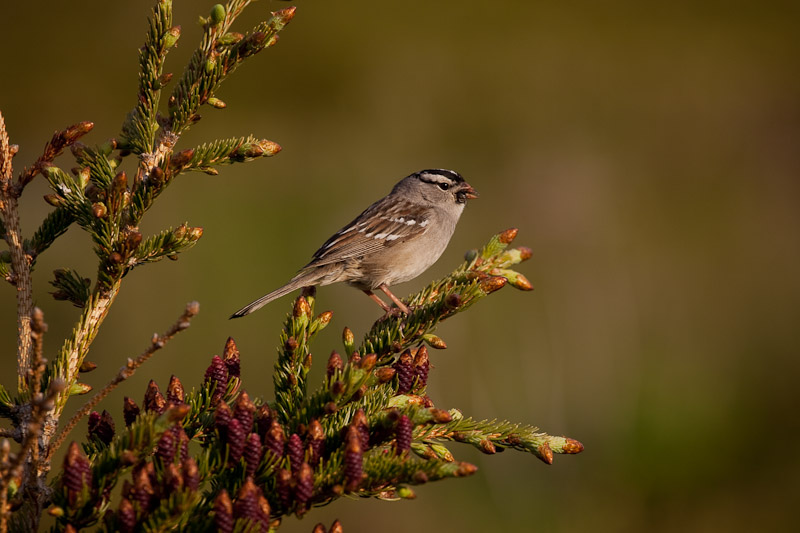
[
  {"x1": 363, "y1": 289, "x2": 393, "y2": 313},
  {"x1": 379, "y1": 284, "x2": 411, "y2": 315}
]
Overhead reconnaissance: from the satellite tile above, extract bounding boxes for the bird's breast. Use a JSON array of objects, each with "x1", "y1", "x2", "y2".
[{"x1": 359, "y1": 216, "x2": 458, "y2": 287}]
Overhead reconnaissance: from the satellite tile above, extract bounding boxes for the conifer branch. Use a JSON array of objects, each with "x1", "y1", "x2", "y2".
[
  {"x1": 0, "y1": 386, "x2": 13, "y2": 422},
  {"x1": 15, "y1": 122, "x2": 94, "y2": 194},
  {"x1": 26, "y1": 207, "x2": 74, "y2": 264},
  {"x1": 46, "y1": 283, "x2": 121, "y2": 448},
  {"x1": 168, "y1": 2, "x2": 296, "y2": 135},
  {"x1": 71, "y1": 143, "x2": 116, "y2": 190},
  {"x1": 273, "y1": 291, "x2": 332, "y2": 430},
  {"x1": 360, "y1": 445, "x2": 477, "y2": 492},
  {"x1": 0, "y1": 111, "x2": 35, "y2": 393},
  {"x1": 41, "y1": 230, "x2": 582, "y2": 531},
  {"x1": 180, "y1": 135, "x2": 282, "y2": 175},
  {"x1": 0, "y1": 378, "x2": 65, "y2": 530},
  {"x1": 47, "y1": 302, "x2": 199, "y2": 461},
  {"x1": 28, "y1": 308, "x2": 48, "y2": 399},
  {"x1": 0, "y1": 440, "x2": 9, "y2": 533},
  {"x1": 49, "y1": 269, "x2": 92, "y2": 308},
  {"x1": 298, "y1": 228, "x2": 532, "y2": 427},
  {"x1": 133, "y1": 224, "x2": 204, "y2": 267},
  {"x1": 2, "y1": 1, "x2": 294, "y2": 528},
  {"x1": 410, "y1": 408, "x2": 584, "y2": 464},
  {"x1": 1, "y1": 2, "x2": 586, "y2": 530},
  {"x1": 120, "y1": 0, "x2": 176, "y2": 154},
  {"x1": 358, "y1": 229, "x2": 530, "y2": 363},
  {"x1": 40, "y1": 165, "x2": 103, "y2": 252},
  {"x1": 50, "y1": 406, "x2": 191, "y2": 529},
  {"x1": 6, "y1": 379, "x2": 64, "y2": 476},
  {"x1": 0, "y1": 255, "x2": 10, "y2": 284}
]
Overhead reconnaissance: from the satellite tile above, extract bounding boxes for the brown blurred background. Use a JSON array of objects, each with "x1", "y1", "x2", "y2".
[{"x1": 2, "y1": 0, "x2": 799, "y2": 531}]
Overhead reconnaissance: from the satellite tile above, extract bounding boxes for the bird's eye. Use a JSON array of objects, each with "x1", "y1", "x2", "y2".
[{"x1": 437, "y1": 182, "x2": 450, "y2": 191}]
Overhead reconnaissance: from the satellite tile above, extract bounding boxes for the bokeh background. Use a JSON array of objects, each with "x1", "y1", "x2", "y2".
[{"x1": 2, "y1": 0, "x2": 799, "y2": 531}]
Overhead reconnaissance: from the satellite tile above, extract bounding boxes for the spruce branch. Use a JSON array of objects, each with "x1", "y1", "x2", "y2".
[
  {"x1": 180, "y1": 135, "x2": 282, "y2": 175},
  {"x1": 0, "y1": 387, "x2": 13, "y2": 422},
  {"x1": 295, "y1": 229, "x2": 531, "y2": 427},
  {"x1": 410, "y1": 408, "x2": 584, "y2": 465},
  {"x1": 46, "y1": 281, "x2": 122, "y2": 452},
  {"x1": 136, "y1": 487, "x2": 204, "y2": 532},
  {"x1": 28, "y1": 311, "x2": 49, "y2": 443},
  {"x1": 49, "y1": 269, "x2": 92, "y2": 308},
  {"x1": 0, "y1": 1, "x2": 586, "y2": 529},
  {"x1": 63, "y1": 366, "x2": 245, "y2": 531},
  {"x1": 226, "y1": 229, "x2": 579, "y2": 523},
  {"x1": 49, "y1": 406, "x2": 191, "y2": 530},
  {"x1": 71, "y1": 143, "x2": 116, "y2": 191},
  {"x1": 120, "y1": 3, "x2": 294, "y2": 247},
  {"x1": 133, "y1": 224, "x2": 204, "y2": 267},
  {"x1": 273, "y1": 290, "x2": 333, "y2": 430},
  {"x1": 15, "y1": 122, "x2": 94, "y2": 194},
  {"x1": 0, "y1": 441, "x2": 9, "y2": 533},
  {"x1": 359, "y1": 445, "x2": 477, "y2": 494},
  {"x1": 41, "y1": 225, "x2": 583, "y2": 530},
  {"x1": 0, "y1": 378, "x2": 65, "y2": 531},
  {"x1": 47, "y1": 302, "x2": 200, "y2": 461},
  {"x1": 0, "y1": 110, "x2": 35, "y2": 393},
  {"x1": 119, "y1": 0, "x2": 176, "y2": 154},
  {"x1": 0, "y1": 254, "x2": 10, "y2": 284},
  {"x1": 2, "y1": 1, "x2": 293, "y2": 529},
  {"x1": 40, "y1": 166, "x2": 101, "y2": 249},
  {"x1": 296, "y1": 371, "x2": 395, "y2": 435},
  {"x1": 358, "y1": 228, "x2": 532, "y2": 362},
  {"x1": 168, "y1": 1, "x2": 296, "y2": 135},
  {"x1": 26, "y1": 207, "x2": 75, "y2": 264}
]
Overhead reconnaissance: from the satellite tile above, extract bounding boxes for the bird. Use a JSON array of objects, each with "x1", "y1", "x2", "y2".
[{"x1": 230, "y1": 169, "x2": 478, "y2": 318}]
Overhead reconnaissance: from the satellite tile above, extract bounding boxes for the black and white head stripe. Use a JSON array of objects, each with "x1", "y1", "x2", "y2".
[{"x1": 417, "y1": 169, "x2": 464, "y2": 185}]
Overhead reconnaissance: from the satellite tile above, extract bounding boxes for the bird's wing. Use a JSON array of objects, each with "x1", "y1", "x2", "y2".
[{"x1": 307, "y1": 197, "x2": 432, "y2": 267}]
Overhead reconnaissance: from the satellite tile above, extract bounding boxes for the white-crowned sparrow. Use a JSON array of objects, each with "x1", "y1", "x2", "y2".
[{"x1": 230, "y1": 169, "x2": 478, "y2": 318}]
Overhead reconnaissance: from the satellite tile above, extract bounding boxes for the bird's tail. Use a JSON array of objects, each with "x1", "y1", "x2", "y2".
[{"x1": 229, "y1": 278, "x2": 310, "y2": 319}]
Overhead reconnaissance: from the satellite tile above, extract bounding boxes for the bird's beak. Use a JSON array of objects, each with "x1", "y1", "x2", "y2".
[{"x1": 461, "y1": 183, "x2": 479, "y2": 200}]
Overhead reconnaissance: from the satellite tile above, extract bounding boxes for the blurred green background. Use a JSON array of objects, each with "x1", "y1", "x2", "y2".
[{"x1": 2, "y1": 0, "x2": 799, "y2": 531}]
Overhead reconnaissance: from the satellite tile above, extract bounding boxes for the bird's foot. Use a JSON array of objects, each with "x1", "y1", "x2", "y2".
[
  {"x1": 377, "y1": 306, "x2": 405, "y2": 321},
  {"x1": 389, "y1": 306, "x2": 408, "y2": 318}
]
